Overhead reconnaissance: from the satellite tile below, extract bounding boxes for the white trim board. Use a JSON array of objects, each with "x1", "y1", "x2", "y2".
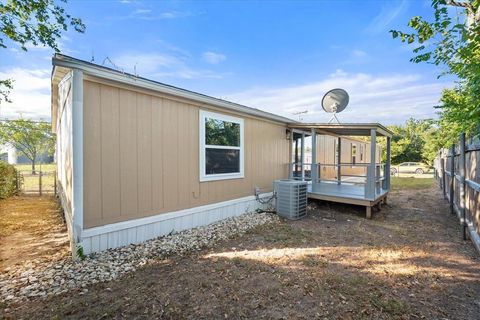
[
  {"x1": 71, "y1": 69, "x2": 84, "y2": 245},
  {"x1": 80, "y1": 193, "x2": 272, "y2": 254},
  {"x1": 199, "y1": 110, "x2": 245, "y2": 182}
]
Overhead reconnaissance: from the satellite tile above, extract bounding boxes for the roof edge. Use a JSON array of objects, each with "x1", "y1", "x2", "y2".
[
  {"x1": 288, "y1": 123, "x2": 393, "y2": 137},
  {"x1": 52, "y1": 54, "x2": 296, "y2": 125}
]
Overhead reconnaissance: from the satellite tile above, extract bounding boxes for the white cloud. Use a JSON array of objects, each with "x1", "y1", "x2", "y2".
[
  {"x1": 113, "y1": 52, "x2": 223, "y2": 79},
  {"x1": 133, "y1": 9, "x2": 152, "y2": 15},
  {"x1": 223, "y1": 70, "x2": 450, "y2": 125},
  {"x1": 202, "y1": 51, "x2": 226, "y2": 64},
  {"x1": 0, "y1": 68, "x2": 51, "y2": 120},
  {"x1": 351, "y1": 49, "x2": 367, "y2": 57},
  {"x1": 116, "y1": 9, "x2": 196, "y2": 21},
  {"x1": 364, "y1": 0, "x2": 408, "y2": 35},
  {"x1": 159, "y1": 11, "x2": 194, "y2": 19}
]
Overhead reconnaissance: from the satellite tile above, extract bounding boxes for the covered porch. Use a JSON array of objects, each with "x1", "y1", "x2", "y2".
[{"x1": 287, "y1": 123, "x2": 393, "y2": 218}]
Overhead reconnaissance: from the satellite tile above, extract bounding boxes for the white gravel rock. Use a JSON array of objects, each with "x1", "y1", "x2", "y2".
[{"x1": 0, "y1": 212, "x2": 279, "y2": 304}]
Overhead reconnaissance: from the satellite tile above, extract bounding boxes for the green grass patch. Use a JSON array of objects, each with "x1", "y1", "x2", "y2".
[
  {"x1": 14, "y1": 163, "x2": 56, "y2": 173},
  {"x1": 370, "y1": 294, "x2": 409, "y2": 315},
  {"x1": 391, "y1": 177, "x2": 434, "y2": 190},
  {"x1": 14, "y1": 164, "x2": 56, "y2": 192}
]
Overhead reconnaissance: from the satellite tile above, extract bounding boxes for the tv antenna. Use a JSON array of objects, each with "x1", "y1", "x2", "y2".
[
  {"x1": 292, "y1": 110, "x2": 308, "y2": 121},
  {"x1": 102, "y1": 56, "x2": 124, "y2": 73},
  {"x1": 321, "y1": 88, "x2": 349, "y2": 124}
]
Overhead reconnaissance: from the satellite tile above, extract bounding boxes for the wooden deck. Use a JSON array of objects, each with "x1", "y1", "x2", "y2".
[{"x1": 307, "y1": 181, "x2": 388, "y2": 218}]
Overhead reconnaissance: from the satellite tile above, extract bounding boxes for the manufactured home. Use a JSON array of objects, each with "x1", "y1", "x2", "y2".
[{"x1": 51, "y1": 54, "x2": 392, "y2": 254}]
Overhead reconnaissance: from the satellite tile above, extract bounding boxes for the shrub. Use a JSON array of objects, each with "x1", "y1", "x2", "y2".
[{"x1": 0, "y1": 161, "x2": 19, "y2": 199}]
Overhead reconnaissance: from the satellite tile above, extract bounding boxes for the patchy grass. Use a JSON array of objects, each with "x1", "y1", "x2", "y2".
[
  {"x1": 370, "y1": 294, "x2": 409, "y2": 315},
  {"x1": 15, "y1": 164, "x2": 56, "y2": 193},
  {"x1": 3, "y1": 184, "x2": 480, "y2": 319},
  {"x1": 391, "y1": 176, "x2": 434, "y2": 190},
  {"x1": 14, "y1": 163, "x2": 56, "y2": 173}
]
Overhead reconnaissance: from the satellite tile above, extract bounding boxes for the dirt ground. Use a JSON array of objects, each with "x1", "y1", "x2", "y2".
[
  {"x1": 0, "y1": 196, "x2": 69, "y2": 270},
  {"x1": 2, "y1": 183, "x2": 480, "y2": 319}
]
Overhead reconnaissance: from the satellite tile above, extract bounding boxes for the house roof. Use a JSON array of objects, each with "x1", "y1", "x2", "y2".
[
  {"x1": 288, "y1": 123, "x2": 393, "y2": 138},
  {"x1": 51, "y1": 54, "x2": 296, "y2": 131}
]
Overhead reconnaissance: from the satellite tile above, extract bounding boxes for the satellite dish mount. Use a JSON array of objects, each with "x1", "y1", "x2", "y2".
[{"x1": 321, "y1": 88, "x2": 349, "y2": 124}]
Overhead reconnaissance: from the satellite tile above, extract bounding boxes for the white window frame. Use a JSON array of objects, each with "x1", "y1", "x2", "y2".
[{"x1": 199, "y1": 110, "x2": 244, "y2": 182}]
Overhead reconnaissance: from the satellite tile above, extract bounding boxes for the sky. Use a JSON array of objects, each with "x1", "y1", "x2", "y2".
[{"x1": 0, "y1": 0, "x2": 457, "y2": 124}]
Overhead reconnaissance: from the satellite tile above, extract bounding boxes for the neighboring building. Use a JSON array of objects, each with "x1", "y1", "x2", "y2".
[
  {"x1": 0, "y1": 144, "x2": 54, "y2": 165},
  {"x1": 51, "y1": 54, "x2": 392, "y2": 255},
  {"x1": 0, "y1": 144, "x2": 17, "y2": 164},
  {"x1": 15, "y1": 152, "x2": 54, "y2": 165}
]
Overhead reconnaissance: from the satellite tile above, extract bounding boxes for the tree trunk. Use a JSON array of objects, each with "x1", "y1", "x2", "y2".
[{"x1": 31, "y1": 161, "x2": 36, "y2": 175}]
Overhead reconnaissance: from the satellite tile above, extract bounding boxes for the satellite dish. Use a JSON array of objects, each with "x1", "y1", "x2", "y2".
[{"x1": 321, "y1": 88, "x2": 349, "y2": 123}]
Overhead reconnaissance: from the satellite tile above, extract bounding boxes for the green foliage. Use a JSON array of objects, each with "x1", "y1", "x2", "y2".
[
  {"x1": 391, "y1": 0, "x2": 480, "y2": 144},
  {"x1": 205, "y1": 118, "x2": 240, "y2": 146},
  {"x1": 382, "y1": 118, "x2": 439, "y2": 165},
  {"x1": 0, "y1": 119, "x2": 56, "y2": 174},
  {"x1": 0, "y1": 79, "x2": 13, "y2": 104},
  {"x1": 0, "y1": 0, "x2": 85, "y2": 104},
  {"x1": 0, "y1": 160, "x2": 19, "y2": 199},
  {"x1": 0, "y1": 0, "x2": 85, "y2": 51},
  {"x1": 75, "y1": 245, "x2": 86, "y2": 260}
]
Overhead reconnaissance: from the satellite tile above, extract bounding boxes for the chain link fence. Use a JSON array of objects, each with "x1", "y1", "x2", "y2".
[{"x1": 15, "y1": 165, "x2": 56, "y2": 195}]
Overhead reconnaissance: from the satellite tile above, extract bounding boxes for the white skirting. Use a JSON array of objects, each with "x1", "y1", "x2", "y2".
[{"x1": 80, "y1": 193, "x2": 272, "y2": 254}]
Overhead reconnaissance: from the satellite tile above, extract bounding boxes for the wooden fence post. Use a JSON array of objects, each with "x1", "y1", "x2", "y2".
[
  {"x1": 450, "y1": 144, "x2": 455, "y2": 215},
  {"x1": 54, "y1": 170, "x2": 57, "y2": 196},
  {"x1": 459, "y1": 133, "x2": 467, "y2": 240},
  {"x1": 39, "y1": 170, "x2": 42, "y2": 196},
  {"x1": 16, "y1": 171, "x2": 20, "y2": 193},
  {"x1": 441, "y1": 153, "x2": 446, "y2": 198}
]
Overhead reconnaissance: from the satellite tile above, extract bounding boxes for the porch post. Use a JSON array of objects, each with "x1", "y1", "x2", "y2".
[
  {"x1": 366, "y1": 129, "x2": 377, "y2": 200},
  {"x1": 295, "y1": 137, "x2": 299, "y2": 177},
  {"x1": 311, "y1": 128, "x2": 317, "y2": 183},
  {"x1": 385, "y1": 136, "x2": 391, "y2": 191},
  {"x1": 288, "y1": 130, "x2": 293, "y2": 179},
  {"x1": 301, "y1": 132, "x2": 305, "y2": 180},
  {"x1": 337, "y1": 137, "x2": 342, "y2": 185}
]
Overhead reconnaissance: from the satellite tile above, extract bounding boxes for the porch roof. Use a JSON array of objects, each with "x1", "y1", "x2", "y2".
[{"x1": 288, "y1": 123, "x2": 393, "y2": 138}]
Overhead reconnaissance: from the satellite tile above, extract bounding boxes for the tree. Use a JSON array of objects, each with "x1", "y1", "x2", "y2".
[
  {"x1": 0, "y1": 0, "x2": 85, "y2": 104},
  {"x1": 378, "y1": 118, "x2": 441, "y2": 165},
  {"x1": 391, "y1": 0, "x2": 480, "y2": 142},
  {"x1": 388, "y1": 119, "x2": 429, "y2": 164},
  {"x1": 0, "y1": 119, "x2": 55, "y2": 174}
]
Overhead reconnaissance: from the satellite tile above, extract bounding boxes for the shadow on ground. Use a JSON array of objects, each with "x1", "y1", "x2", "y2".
[{"x1": 2, "y1": 185, "x2": 479, "y2": 319}]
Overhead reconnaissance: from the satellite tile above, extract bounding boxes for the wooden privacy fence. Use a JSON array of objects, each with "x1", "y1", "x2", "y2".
[{"x1": 434, "y1": 133, "x2": 480, "y2": 253}]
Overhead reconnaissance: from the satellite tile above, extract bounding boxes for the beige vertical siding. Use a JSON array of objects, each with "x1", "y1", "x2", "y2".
[
  {"x1": 83, "y1": 78, "x2": 289, "y2": 228},
  {"x1": 315, "y1": 135, "x2": 382, "y2": 179},
  {"x1": 316, "y1": 135, "x2": 336, "y2": 179}
]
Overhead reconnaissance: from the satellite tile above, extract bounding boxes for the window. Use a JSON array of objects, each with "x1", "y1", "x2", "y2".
[
  {"x1": 351, "y1": 144, "x2": 357, "y2": 165},
  {"x1": 200, "y1": 110, "x2": 244, "y2": 181}
]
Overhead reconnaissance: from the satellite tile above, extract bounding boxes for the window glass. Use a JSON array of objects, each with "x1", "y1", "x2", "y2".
[
  {"x1": 200, "y1": 111, "x2": 244, "y2": 181},
  {"x1": 206, "y1": 149, "x2": 240, "y2": 174},
  {"x1": 205, "y1": 118, "x2": 240, "y2": 147}
]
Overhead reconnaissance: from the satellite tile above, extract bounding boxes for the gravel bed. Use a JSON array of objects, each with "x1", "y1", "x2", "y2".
[{"x1": 0, "y1": 212, "x2": 279, "y2": 304}]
